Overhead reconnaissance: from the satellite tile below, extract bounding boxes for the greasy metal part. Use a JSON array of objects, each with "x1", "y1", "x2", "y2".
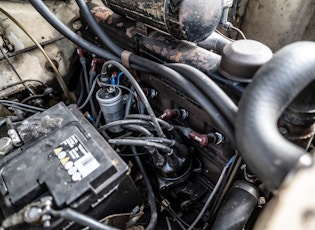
[
  {"x1": 102, "y1": 0, "x2": 224, "y2": 42},
  {"x1": 88, "y1": 5, "x2": 220, "y2": 67},
  {"x1": 0, "y1": 1, "x2": 78, "y2": 99},
  {"x1": 96, "y1": 87, "x2": 124, "y2": 133},
  {"x1": 197, "y1": 32, "x2": 232, "y2": 55},
  {"x1": 283, "y1": 81, "x2": 315, "y2": 126},
  {"x1": 87, "y1": 4, "x2": 245, "y2": 97},
  {"x1": 278, "y1": 121, "x2": 315, "y2": 150},
  {"x1": 280, "y1": 81, "x2": 315, "y2": 149},
  {"x1": 219, "y1": 39, "x2": 273, "y2": 82},
  {"x1": 0, "y1": 36, "x2": 65, "y2": 61}
]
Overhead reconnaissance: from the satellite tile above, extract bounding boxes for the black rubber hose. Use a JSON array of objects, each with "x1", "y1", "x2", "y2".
[
  {"x1": 131, "y1": 146, "x2": 158, "y2": 230},
  {"x1": 211, "y1": 181, "x2": 259, "y2": 230},
  {"x1": 168, "y1": 63, "x2": 238, "y2": 125},
  {"x1": 51, "y1": 208, "x2": 118, "y2": 230},
  {"x1": 236, "y1": 41, "x2": 315, "y2": 191},
  {"x1": 76, "y1": 0, "x2": 123, "y2": 57},
  {"x1": 28, "y1": 0, "x2": 119, "y2": 61}
]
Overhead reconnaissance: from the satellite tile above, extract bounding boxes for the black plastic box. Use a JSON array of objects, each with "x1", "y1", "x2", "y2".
[{"x1": 0, "y1": 103, "x2": 140, "y2": 229}]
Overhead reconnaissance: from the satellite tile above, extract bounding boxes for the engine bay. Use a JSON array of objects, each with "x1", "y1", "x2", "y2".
[{"x1": 0, "y1": 0, "x2": 314, "y2": 229}]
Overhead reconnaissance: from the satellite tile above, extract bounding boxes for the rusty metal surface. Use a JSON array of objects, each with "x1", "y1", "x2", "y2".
[
  {"x1": 279, "y1": 120, "x2": 315, "y2": 150},
  {"x1": 102, "y1": 0, "x2": 223, "y2": 42},
  {"x1": 90, "y1": 4, "x2": 221, "y2": 74},
  {"x1": 0, "y1": 1, "x2": 78, "y2": 99},
  {"x1": 140, "y1": 33, "x2": 221, "y2": 71},
  {"x1": 178, "y1": 0, "x2": 223, "y2": 41}
]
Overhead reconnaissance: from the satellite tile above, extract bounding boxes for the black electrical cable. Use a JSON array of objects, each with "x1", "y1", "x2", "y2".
[
  {"x1": 137, "y1": 137, "x2": 175, "y2": 146},
  {"x1": 95, "y1": 110, "x2": 103, "y2": 128},
  {"x1": 28, "y1": 0, "x2": 120, "y2": 62},
  {"x1": 1, "y1": 104, "x2": 39, "y2": 114},
  {"x1": 0, "y1": 46, "x2": 34, "y2": 95},
  {"x1": 157, "y1": 198, "x2": 188, "y2": 230},
  {"x1": 119, "y1": 151, "x2": 149, "y2": 157},
  {"x1": 108, "y1": 139, "x2": 172, "y2": 153},
  {"x1": 0, "y1": 100, "x2": 45, "y2": 112},
  {"x1": 98, "y1": 83, "x2": 136, "y2": 95},
  {"x1": 78, "y1": 75, "x2": 100, "y2": 110},
  {"x1": 98, "y1": 119, "x2": 152, "y2": 132},
  {"x1": 167, "y1": 63, "x2": 238, "y2": 125},
  {"x1": 187, "y1": 156, "x2": 235, "y2": 230},
  {"x1": 125, "y1": 114, "x2": 173, "y2": 130},
  {"x1": 80, "y1": 58, "x2": 97, "y2": 120},
  {"x1": 125, "y1": 86, "x2": 135, "y2": 117},
  {"x1": 136, "y1": 137, "x2": 188, "y2": 156},
  {"x1": 121, "y1": 124, "x2": 153, "y2": 137},
  {"x1": 76, "y1": 0, "x2": 123, "y2": 57},
  {"x1": 102, "y1": 61, "x2": 165, "y2": 138},
  {"x1": 20, "y1": 94, "x2": 45, "y2": 104},
  {"x1": 209, "y1": 155, "x2": 242, "y2": 222},
  {"x1": 131, "y1": 146, "x2": 158, "y2": 230},
  {"x1": 50, "y1": 208, "x2": 118, "y2": 230},
  {"x1": 77, "y1": 69, "x2": 85, "y2": 105}
]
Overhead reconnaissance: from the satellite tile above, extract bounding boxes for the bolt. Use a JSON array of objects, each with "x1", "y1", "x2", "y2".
[{"x1": 258, "y1": 197, "x2": 266, "y2": 207}]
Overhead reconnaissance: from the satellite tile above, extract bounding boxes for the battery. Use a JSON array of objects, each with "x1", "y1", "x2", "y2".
[{"x1": 0, "y1": 103, "x2": 140, "y2": 229}]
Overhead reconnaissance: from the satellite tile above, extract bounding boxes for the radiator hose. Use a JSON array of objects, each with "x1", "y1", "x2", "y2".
[{"x1": 236, "y1": 41, "x2": 315, "y2": 191}]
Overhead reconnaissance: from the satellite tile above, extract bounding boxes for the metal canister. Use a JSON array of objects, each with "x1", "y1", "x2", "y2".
[
  {"x1": 102, "y1": 0, "x2": 223, "y2": 42},
  {"x1": 96, "y1": 87, "x2": 124, "y2": 133}
]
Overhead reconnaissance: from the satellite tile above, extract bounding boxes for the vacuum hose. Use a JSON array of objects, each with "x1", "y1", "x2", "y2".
[{"x1": 236, "y1": 41, "x2": 315, "y2": 191}]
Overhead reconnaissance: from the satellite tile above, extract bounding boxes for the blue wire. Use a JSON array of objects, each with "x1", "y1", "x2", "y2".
[
  {"x1": 111, "y1": 76, "x2": 116, "y2": 85},
  {"x1": 117, "y1": 72, "x2": 124, "y2": 85},
  {"x1": 226, "y1": 155, "x2": 236, "y2": 167}
]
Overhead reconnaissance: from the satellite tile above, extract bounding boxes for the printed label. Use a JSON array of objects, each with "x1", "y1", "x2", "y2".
[{"x1": 54, "y1": 135, "x2": 100, "y2": 182}]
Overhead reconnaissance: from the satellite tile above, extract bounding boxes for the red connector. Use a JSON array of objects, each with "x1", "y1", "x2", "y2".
[
  {"x1": 188, "y1": 131, "x2": 208, "y2": 146},
  {"x1": 159, "y1": 109, "x2": 180, "y2": 120}
]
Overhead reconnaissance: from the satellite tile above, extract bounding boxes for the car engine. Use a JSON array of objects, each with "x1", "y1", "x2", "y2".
[{"x1": 0, "y1": 0, "x2": 314, "y2": 229}]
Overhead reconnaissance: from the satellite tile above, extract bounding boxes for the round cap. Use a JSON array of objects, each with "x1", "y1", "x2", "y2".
[{"x1": 219, "y1": 40, "x2": 273, "y2": 82}]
